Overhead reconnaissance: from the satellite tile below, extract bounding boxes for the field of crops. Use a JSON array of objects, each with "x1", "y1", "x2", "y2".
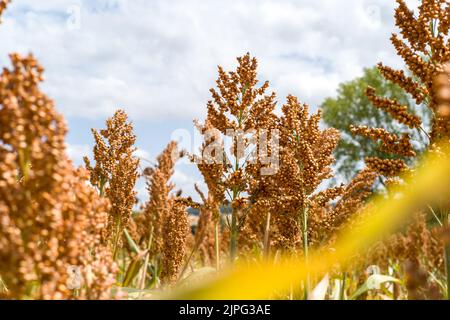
[{"x1": 1, "y1": 0, "x2": 450, "y2": 301}]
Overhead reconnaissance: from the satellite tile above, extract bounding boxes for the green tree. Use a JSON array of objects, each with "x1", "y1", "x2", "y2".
[{"x1": 321, "y1": 66, "x2": 430, "y2": 182}]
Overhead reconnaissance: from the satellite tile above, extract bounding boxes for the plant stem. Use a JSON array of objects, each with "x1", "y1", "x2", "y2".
[
  {"x1": 112, "y1": 218, "x2": 122, "y2": 261},
  {"x1": 179, "y1": 243, "x2": 198, "y2": 280},
  {"x1": 444, "y1": 212, "x2": 450, "y2": 300},
  {"x1": 99, "y1": 176, "x2": 106, "y2": 197},
  {"x1": 229, "y1": 109, "x2": 243, "y2": 263},
  {"x1": 215, "y1": 221, "x2": 220, "y2": 270},
  {"x1": 340, "y1": 272, "x2": 347, "y2": 300},
  {"x1": 429, "y1": 205, "x2": 443, "y2": 226},
  {"x1": 301, "y1": 207, "x2": 311, "y2": 299},
  {"x1": 0, "y1": 276, "x2": 8, "y2": 294},
  {"x1": 230, "y1": 209, "x2": 238, "y2": 262},
  {"x1": 154, "y1": 259, "x2": 159, "y2": 289},
  {"x1": 138, "y1": 226, "x2": 153, "y2": 290}
]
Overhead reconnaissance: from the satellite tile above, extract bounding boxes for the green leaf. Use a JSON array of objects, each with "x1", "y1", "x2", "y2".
[
  {"x1": 350, "y1": 274, "x2": 400, "y2": 300},
  {"x1": 124, "y1": 228, "x2": 142, "y2": 254},
  {"x1": 121, "y1": 250, "x2": 148, "y2": 287}
]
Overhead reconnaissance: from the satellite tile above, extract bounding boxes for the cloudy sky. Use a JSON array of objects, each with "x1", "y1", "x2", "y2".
[{"x1": 0, "y1": 0, "x2": 420, "y2": 201}]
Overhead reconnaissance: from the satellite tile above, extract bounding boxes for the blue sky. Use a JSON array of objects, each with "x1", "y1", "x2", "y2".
[{"x1": 0, "y1": 0, "x2": 420, "y2": 202}]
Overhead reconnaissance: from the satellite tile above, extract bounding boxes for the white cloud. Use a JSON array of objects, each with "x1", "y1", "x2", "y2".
[
  {"x1": 134, "y1": 163, "x2": 204, "y2": 204},
  {"x1": 134, "y1": 148, "x2": 150, "y2": 162},
  {"x1": 172, "y1": 164, "x2": 205, "y2": 201},
  {"x1": 0, "y1": 0, "x2": 408, "y2": 120},
  {"x1": 136, "y1": 183, "x2": 147, "y2": 206},
  {"x1": 66, "y1": 143, "x2": 90, "y2": 165}
]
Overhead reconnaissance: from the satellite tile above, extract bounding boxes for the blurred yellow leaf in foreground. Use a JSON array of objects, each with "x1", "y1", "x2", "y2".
[{"x1": 167, "y1": 144, "x2": 450, "y2": 300}]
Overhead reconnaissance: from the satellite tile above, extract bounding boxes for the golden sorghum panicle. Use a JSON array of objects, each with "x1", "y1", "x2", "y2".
[
  {"x1": 138, "y1": 141, "x2": 179, "y2": 255},
  {"x1": 84, "y1": 110, "x2": 140, "y2": 248},
  {"x1": 0, "y1": 54, "x2": 116, "y2": 299},
  {"x1": 350, "y1": 125, "x2": 416, "y2": 157},
  {"x1": 136, "y1": 141, "x2": 188, "y2": 282},
  {"x1": 353, "y1": 1, "x2": 450, "y2": 176},
  {"x1": 194, "y1": 53, "x2": 278, "y2": 260},
  {"x1": 161, "y1": 200, "x2": 189, "y2": 283},
  {"x1": 365, "y1": 157, "x2": 409, "y2": 177},
  {"x1": 316, "y1": 168, "x2": 378, "y2": 241},
  {"x1": 280, "y1": 95, "x2": 341, "y2": 193},
  {"x1": 193, "y1": 120, "x2": 226, "y2": 206},
  {"x1": 243, "y1": 95, "x2": 349, "y2": 251},
  {"x1": 206, "y1": 53, "x2": 277, "y2": 133},
  {"x1": 191, "y1": 184, "x2": 220, "y2": 266},
  {"x1": 377, "y1": 62, "x2": 427, "y2": 105},
  {"x1": 365, "y1": 86, "x2": 422, "y2": 129},
  {"x1": 272, "y1": 95, "x2": 342, "y2": 249}
]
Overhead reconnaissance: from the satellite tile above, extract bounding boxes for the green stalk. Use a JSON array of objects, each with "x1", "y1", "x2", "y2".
[
  {"x1": 444, "y1": 245, "x2": 450, "y2": 300},
  {"x1": 154, "y1": 259, "x2": 160, "y2": 289},
  {"x1": 229, "y1": 149, "x2": 240, "y2": 263},
  {"x1": 98, "y1": 176, "x2": 106, "y2": 197},
  {"x1": 18, "y1": 147, "x2": 30, "y2": 182},
  {"x1": 230, "y1": 209, "x2": 238, "y2": 262},
  {"x1": 215, "y1": 221, "x2": 220, "y2": 270},
  {"x1": 301, "y1": 207, "x2": 311, "y2": 299},
  {"x1": 444, "y1": 212, "x2": 450, "y2": 300},
  {"x1": 179, "y1": 242, "x2": 198, "y2": 280},
  {"x1": 112, "y1": 217, "x2": 122, "y2": 261},
  {"x1": 340, "y1": 272, "x2": 347, "y2": 300},
  {"x1": 229, "y1": 97, "x2": 245, "y2": 263},
  {"x1": 138, "y1": 226, "x2": 153, "y2": 290}
]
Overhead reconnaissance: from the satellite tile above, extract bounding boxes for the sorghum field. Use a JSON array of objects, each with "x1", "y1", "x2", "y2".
[{"x1": 1, "y1": 0, "x2": 450, "y2": 301}]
